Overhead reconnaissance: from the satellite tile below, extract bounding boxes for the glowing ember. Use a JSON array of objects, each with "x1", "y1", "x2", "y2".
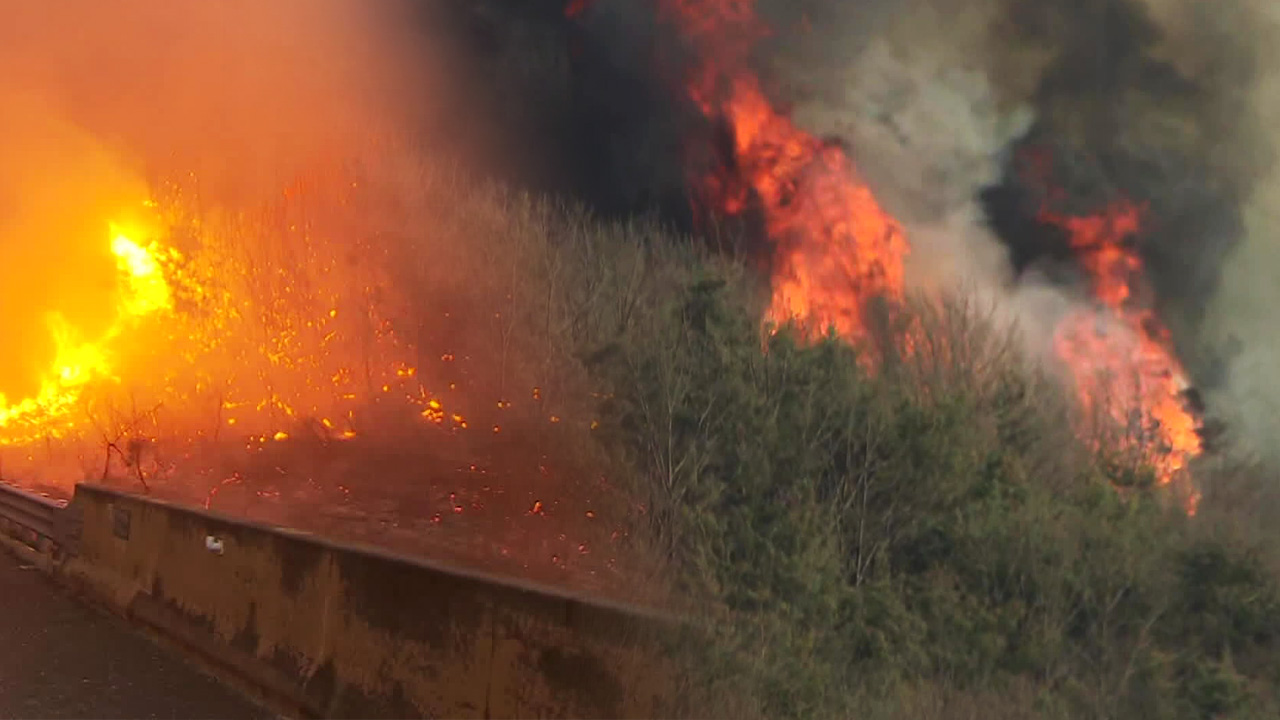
[
  {"x1": 1045, "y1": 202, "x2": 1203, "y2": 493},
  {"x1": 658, "y1": 0, "x2": 908, "y2": 339}
]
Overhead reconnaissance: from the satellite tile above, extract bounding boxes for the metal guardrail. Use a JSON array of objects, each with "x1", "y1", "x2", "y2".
[{"x1": 0, "y1": 481, "x2": 66, "y2": 551}]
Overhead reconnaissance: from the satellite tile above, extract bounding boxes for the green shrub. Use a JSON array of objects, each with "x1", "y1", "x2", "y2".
[
  {"x1": 360, "y1": 158, "x2": 1280, "y2": 718},
  {"x1": 572, "y1": 248, "x2": 1280, "y2": 717}
]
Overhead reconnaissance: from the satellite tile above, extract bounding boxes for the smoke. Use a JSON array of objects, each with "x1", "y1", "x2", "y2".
[
  {"x1": 777, "y1": 0, "x2": 1035, "y2": 300},
  {"x1": 1195, "y1": 1, "x2": 1280, "y2": 463},
  {"x1": 0, "y1": 0, "x2": 451, "y2": 201},
  {"x1": 359, "y1": 0, "x2": 1280, "y2": 470},
  {"x1": 736, "y1": 0, "x2": 1280, "y2": 461},
  {"x1": 8, "y1": 0, "x2": 1280, "y2": 463}
]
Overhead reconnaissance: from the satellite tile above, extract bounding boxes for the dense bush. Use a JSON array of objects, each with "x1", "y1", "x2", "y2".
[
  {"x1": 364, "y1": 158, "x2": 1280, "y2": 718},
  {"x1": 566, "y1": 243, "x2": 1280, "y2": 717}
]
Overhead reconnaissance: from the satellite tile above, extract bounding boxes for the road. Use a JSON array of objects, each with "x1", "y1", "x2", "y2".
[{"x1": 0, "y1": 548, "x2": 268, "y2": 719}]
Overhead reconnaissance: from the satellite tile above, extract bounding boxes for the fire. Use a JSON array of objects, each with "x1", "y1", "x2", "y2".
[
  {"x1": 110, "y1": 231, "x2": 174, "y2": 316},
  {"x1": 657, "y1": 0, "x2": 908, "y2": 339},
  {"x1": 1045, "y1": 202, "x2": 1203, "y2": 494},
  {"x1": 0, "y1": 222, "x2": 172, "y2": 444},
  {"x1": 0, "y1": 170, "x2": 476, "y2": 485},
  {"x1": 650, "y1": 1, "x2": 1201, "y2": 506}
]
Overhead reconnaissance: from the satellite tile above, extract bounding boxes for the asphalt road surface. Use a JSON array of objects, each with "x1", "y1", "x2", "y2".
[{"x1": 0, "y1": 549, "x2": 268, "y2": 719}]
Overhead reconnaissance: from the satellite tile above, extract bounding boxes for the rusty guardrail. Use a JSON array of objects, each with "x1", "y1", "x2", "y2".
[{"x1": 0, "y1": 480, "x2": 66, "y2": 553}]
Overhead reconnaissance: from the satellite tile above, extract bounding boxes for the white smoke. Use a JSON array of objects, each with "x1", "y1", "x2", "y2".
[
  {"x1": 786, "y1": 0, "x2": 1065, "y2": 360},
  {"x1": 1148, "y1": 0, "x2": 1280, "y2": 463},
  {"x1": 1199, "y1": 28, "x2": 1280, "y2": 463},
  {"x1": 785, "y1": 0, "x2": 1280, "y2": 465}
]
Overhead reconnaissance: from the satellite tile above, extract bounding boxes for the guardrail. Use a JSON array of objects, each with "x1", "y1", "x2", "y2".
[
  {"x1": 0, "y1": 481, "x2": 66, "y2": 553},
  {"x1": 0, "y1": 481, "x2": 676, "y2": 718}
]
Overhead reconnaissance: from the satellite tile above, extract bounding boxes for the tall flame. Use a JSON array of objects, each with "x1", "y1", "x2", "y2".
[
  {"x1": 652, "y1": 1, "x2": 1200, "y2": 509},
  {"x1": 1045, "y1": 202, "x2": 1203, "y2": 502},
  {"x1": 658, "y1": 0, "x2": 908, "y2": 339}
]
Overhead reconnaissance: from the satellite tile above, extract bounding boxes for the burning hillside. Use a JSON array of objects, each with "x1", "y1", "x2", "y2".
[
  {"x1": 3, "y1": 2, "x2": 1277, "y2": 715},
  {"x1": 2, "y1": 0, "x2": 1276, "y2": 599},
  {"x1": 639, "y1": 0, "x2": 1208, "y2": 497}
]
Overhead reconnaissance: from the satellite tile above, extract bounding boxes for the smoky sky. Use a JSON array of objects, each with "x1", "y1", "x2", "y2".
[
  {"x1": 550, "y1": 0, "x2": 1275, "y2": 394},
  {"x1": 3, "y1": 0, "x2": 1267, "y2": 333},
  {"x1": 973, "y1": 0, "x2": 1268, "y2": 391}
]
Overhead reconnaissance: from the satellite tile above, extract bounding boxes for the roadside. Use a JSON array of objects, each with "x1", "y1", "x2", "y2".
[{"x1": 0, "y1": 547, "x2": 269, "y2": 720}]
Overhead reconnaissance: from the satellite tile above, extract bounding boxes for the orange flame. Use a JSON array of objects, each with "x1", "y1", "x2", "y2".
[
  {"x1": 660, "y1": 0, "x2": 908, "y2": 339},
  {"x1": 1045, "y1": 202, "x2": 1202, "y2": 500},
  {"x1": 661, "y1": 1, "x2": 1199, "y2": 508},
  {"x1": 0, "y1": 219, "x2": 171, "y2": 443},
  {"x1": 0, "y1": 172, "x2": 475, "y2": 478}
]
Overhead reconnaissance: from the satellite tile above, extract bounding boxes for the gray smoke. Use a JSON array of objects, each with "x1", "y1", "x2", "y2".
[
  {"x1": 1196, "y1": 1, "x2": 1280, "y2": 463},
  {"x1": 751, "y1": 0, "x2": 1280, "y2": 462}
]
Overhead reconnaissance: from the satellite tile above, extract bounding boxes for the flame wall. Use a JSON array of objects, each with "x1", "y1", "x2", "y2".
[{"x1": 0, "y1": 95, "x2": 147, "y2": 401}]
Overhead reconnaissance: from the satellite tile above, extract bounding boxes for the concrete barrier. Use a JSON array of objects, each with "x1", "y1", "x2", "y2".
[{"x1": 55, "y1": 484, "x2": 679, "y2": 718}]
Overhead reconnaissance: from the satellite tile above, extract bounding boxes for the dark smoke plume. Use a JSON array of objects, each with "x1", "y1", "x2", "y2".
[
  {"x1": 554, "y1": 0, "x2": 1280, "y2": 462},
  {"x1": 979, "y1": 0, "x2": 1267, "y2": 389}
]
